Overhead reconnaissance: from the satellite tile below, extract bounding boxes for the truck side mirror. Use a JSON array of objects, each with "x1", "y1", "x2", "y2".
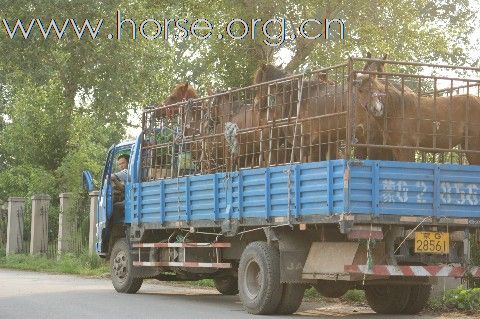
[{"x1": 83, "y1": 170, "x2": 95, "y2": 193}]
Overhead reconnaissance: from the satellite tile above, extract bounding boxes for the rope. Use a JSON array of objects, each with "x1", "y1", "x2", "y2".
[
  {"x1": 393, "y1": 216, "x2": 429, "y2": 254},
  {"x1": 224, "y1": 122, "x2": 239, "y2": 156},
  {"x1": 289, "y1": 73, "x2": 305, "y2": 164},
  {"x1": 283, "y1": 166, "x2": 294, "y2": 227}
]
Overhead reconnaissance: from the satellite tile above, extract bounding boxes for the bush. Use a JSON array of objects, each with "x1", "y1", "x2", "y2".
[{"x1": 429, "y1": 286, "x2": 480, "y2": 312}]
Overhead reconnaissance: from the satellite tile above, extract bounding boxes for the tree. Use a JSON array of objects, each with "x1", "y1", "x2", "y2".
[{"x1": 0, "y1": 0, "x2": 477, "y2": 202}]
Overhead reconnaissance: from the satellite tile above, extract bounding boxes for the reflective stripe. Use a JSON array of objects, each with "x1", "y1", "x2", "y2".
[
  {"x1": 132, "y1": 242, "x2": 231, "y2": 248},
  {"x1": 345, "y1": 265, "x2": 480, "y2": 277},
  {"x1": 133, "y1": 261, "x2": 231, "y2": 268}
]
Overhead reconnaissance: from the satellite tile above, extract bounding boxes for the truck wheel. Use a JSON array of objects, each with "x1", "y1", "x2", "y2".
[
  {"x1": 110, "y1": 238, "x2": 143, "y2": 293},
  {"x1": 313, "y1": 281, "x2": 350, "y2": 298},
  {"x1": 402, "y1": 284, "x2": 431, "y2": 314},
  {"x1": 365, "y1": 285, "x2": 411, "y2": 314},
  {"x1": 238, "y1": 241, "x2": 282, "y2": 315},
  {"x1": 214, "y1": 276, "x2": 238, "y2": 295},
  {"x1": 275, "y1": 283, "x2": 306, "y2": 314}
]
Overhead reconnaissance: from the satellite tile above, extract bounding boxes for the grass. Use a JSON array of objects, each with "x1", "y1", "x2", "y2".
[
  {"x1": 185, "y1": 279, "x2": 215, "y2": 288},
  {"x1": 341, "y1": 289, "x2": 366, "y2": 304},
  {"x1": 277, "y1": 285, "x2": 367, "y2": 305},
  {"x1": 428, "y1": 286, "x2": 480, "y2": 313},
  {"x1": 0, "y1": 249, "x2": 109, "y2": 276}
]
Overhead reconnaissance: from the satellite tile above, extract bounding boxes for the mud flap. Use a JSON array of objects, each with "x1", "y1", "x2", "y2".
[
  {"x1": 302, "y1": 242, "x2": 359, "y2": 280},
  {"x1": 265, "y1": 227, "x2": 311, "y2": 283}
]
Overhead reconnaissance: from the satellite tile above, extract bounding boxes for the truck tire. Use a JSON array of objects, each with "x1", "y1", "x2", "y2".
[
  {"x1": 214, "y1": 276, "x2": 239, "y2": 295},
  {"x1": 402, "y1": 284, "x2": 431, "y2": 314},
  {"x1": 110, "y1": 238, "x2": 143, "y2": 293},
  {"x1": 313, "y1": 281, "x2": 350, "y2": 298},
  {"x1": 365, "y1": 285, "x2": 411, "y2": 314},
  {"x1": 275, "y1": 283, "x2": 306, "y2": 314},
  {"x1": 238, "y1": 241, "x2": 282, "y2": 315}
]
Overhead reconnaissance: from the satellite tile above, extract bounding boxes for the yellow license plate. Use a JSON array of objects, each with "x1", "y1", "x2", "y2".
[{"x1": 414, "y1": 232, "x2": 449, "y2": 254}]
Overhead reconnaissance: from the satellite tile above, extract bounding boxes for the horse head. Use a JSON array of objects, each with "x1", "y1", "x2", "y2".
[
  {"x1": 353, "y1": 57, "x2": 388, "y2": 118},
  {"x1": 162, "y1": 82, "x2": 199, "y2": 118},
  {"x1": 163, "y1": 82, "x2": 198, "y2": 105},
  {"x1": 253, "y1": 64, "x2": 289, "y2": 112}
]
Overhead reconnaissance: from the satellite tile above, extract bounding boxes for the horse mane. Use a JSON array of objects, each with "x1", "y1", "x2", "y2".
[{"x1": 376, "y1": 78, "x2": 418, "y2": 115}]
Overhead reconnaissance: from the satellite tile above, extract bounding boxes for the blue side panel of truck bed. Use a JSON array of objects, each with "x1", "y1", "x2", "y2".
[
  {"x1": 129, "y1": 160, "x2": 480, "y2": 224},
  {"x1": 347, "y1": 161, "x2": 480, "y2": 217}
]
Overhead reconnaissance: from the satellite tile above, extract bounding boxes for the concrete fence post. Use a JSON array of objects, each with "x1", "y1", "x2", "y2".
[
  {"x1": 57, "y1": 192, "x2": 73, "y2": 256},
  {"x1": 30, "y1": 194, "x2": 51, "y2": 255},
  {"x1": 6, "y1": 197, "x2": 26, "y2": 255},
  {"x1": 88, "y1": 191, "x2": 99, "y2": 255}
]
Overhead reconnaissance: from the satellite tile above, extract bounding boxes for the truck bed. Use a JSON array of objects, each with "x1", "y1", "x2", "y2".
[{"x1": 126, "y1": 160, "x2": 480, "y2": 227}]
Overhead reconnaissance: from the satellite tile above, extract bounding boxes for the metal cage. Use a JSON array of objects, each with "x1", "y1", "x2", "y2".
[{"x1": 140, "y1": 58, "x2": 480, "y2": 181}]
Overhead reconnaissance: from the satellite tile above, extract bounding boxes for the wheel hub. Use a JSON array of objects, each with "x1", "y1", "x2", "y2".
[
  {"x1": 244, "y1": 259, "x2": 262, "y2": 299},
  {"x1": 113, "y1": 251, "x2": 128, "y2": 281}
]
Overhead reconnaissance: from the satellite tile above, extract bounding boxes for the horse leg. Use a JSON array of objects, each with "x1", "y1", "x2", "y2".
[{"x1": 465, "y1": 140, "x2": 480, "y2": 165}]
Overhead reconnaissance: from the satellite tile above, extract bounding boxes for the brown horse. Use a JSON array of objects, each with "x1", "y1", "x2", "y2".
[
  {"x1": 354, "y1": 54, "x2": 399, "y2": 161},
  {"x1": 253, "y1": 64, "x2": 345, "y2": 163},
  {"x1": 200, "y1": 88, "x2": 261, "y2": 170},
  {"x1": 163, "y1": 82, "x2": 199, "y2": 106},
  {"x1": 149, "y1": 82, "x2": 200, "y2": 179},
  {"x1": 353, "y1": 70, "x2": 480, "y2": 164}
]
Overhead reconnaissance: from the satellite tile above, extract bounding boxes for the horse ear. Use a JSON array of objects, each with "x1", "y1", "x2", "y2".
[
  {"x1": 183, "y1": 82, "x2": 190, "y2": 90},
  {"x1": 377, "y1": 54, "x2": 388, "y2": 73}
]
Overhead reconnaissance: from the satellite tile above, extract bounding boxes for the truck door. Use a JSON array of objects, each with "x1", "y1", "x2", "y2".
[{"x1": 97, "y1": 145, "x2": 115, "y2": 254}]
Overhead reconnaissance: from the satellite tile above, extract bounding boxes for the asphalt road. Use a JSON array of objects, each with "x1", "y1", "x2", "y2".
[{"x1": 0, "y1": 269, "x2": 471, "y2": 319}]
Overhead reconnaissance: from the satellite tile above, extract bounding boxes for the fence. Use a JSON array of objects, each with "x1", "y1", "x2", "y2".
[
  {"x1": 0, "y1": 193, "x2": 90, "y2": 259},
  {"x1": 140, "y1": 57, "x2": 480, "y2": 182}
]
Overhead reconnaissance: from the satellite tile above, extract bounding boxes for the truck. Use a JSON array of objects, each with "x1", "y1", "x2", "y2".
[{"x1": 83, "y1": 57, "x2": 480, "y2": 315}]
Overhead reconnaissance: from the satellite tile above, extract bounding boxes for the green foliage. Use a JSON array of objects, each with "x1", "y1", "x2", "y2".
[
  {"x1": 0, "y1": 0, "x2": 478, "y2": 212},
  {"x1": 304, "y1": 286, "x2": 321, "y2": 298},
  {"x1": 0, "y1": 164, "x2": 57, "y2": 200},
  {"x1": 1, "y1": 78, "x2": 71, "y2": 170},
  {"x1": 429, "y1": 287, "x2": 480, "y2": 312}
]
